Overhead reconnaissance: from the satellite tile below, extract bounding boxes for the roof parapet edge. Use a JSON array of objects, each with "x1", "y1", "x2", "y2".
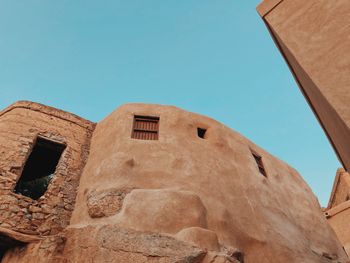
[
  {"x1": 256, "y1": 0, "x2": 284, "y2": 17},
  {"x1": 0, "y1": 101, "x2": 95, "y2": 131}
]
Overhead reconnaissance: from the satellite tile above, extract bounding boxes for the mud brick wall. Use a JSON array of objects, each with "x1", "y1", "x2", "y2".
[{"x1": 0, "y1": 101, "x2": 94, "y2": 236}]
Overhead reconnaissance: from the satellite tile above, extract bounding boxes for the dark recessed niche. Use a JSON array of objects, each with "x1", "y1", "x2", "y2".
[
  {"x1": 251, "y1": 150, "x2": 267, "y2": 177},
  {"x1": 0, "y1": 238, "x2": 25, "y2": 262},
  {"x1": 14, "y1": 137, "x2": 66, "y2": 200},
  {"x1": 197, "y1": 128, "x2": 207, "y2": 139}
]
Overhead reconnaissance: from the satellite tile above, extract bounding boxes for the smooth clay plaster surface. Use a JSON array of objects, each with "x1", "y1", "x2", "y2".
[
  {"x1": 257, "y1": 0, "x2": 350, "y2": 172},
  {"x1": 0, "y1": 102, "x2": 348, "y2": 263},
  {"x1": 325, "y1": 169, "x2": 350, "y2": 256}
]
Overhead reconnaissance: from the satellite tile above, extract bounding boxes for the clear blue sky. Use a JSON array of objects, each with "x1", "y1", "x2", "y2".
[{"x1": 0, "y1": 0, "x2": 341, "y2": 206}]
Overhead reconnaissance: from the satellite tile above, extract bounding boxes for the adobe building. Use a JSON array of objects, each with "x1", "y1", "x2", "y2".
[
  {"x1": 0, "y1": 101, "x2": 94, "y2": 258},
  {"x1": 325, "y1": 169, "x2": 350, "y2": 255},
  {"x1": 0, "y1": 101, "x2": 348, "y2": 263},
  {"x1": 257, "y1": 0, "x2": 350, "y2": 172},
  {"x1": 257, "y1": 0, "x2": 350, "y2": 256}
]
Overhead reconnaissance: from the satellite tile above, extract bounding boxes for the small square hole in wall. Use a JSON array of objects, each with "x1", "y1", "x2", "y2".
[
  {"x1": 251, "y1": 150, "x2": 267, "y2": 177},
  {"x1": 197, "y1": 128, "x2": 207, "y2": 139},
  {"x1": 14, "y1": 137, "x2": 66, "y2": 200},
  {"x1": 132, "y1": 115, "x2": 160, "y2": 140}
]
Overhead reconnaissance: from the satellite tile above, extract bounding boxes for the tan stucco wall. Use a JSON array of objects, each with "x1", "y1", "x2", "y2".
[
  {"x1": 325, "y1": 170, "x2": 350, "y2": 256},
  {"x1": 66, "y1": 103, "x2": 348, "y2": 263},
  {"x1": 327, "y1": 169, "x2": 350, "y2": 209},
  {"x1": 327, "y1": 206, "x2": 350, "y2": 256},
  {"x1": 257, "y1": 0, "x2": 350, "y2": 171},
  {"x1": 1, "y1": 102, "x2": 348, "y2": 262}
]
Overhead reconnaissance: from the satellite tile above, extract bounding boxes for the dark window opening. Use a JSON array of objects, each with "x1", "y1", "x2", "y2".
[
  {"x1": 131, "y1": 115, "x2": 159, "y2": 140},
  {"x1": 14, "y1": 137, "x2": 66, "y2": 200},
  {"x1": 197, "y1": 128, "x2": 207, "y2": 139},
  {"x1": 251, "y1": 150, "x2": 267, "y2": 177}
]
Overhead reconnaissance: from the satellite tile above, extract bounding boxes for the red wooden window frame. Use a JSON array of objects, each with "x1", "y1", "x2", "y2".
[
  {"x1": 131, "y1": 115, "x2": 160, "y2": 140},
  {"x1": 251, "y1": 150, "x2": 267, "y2": 177}
]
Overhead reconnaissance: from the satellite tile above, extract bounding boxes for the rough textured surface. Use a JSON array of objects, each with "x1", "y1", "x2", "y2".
[
  {"x1": 114, "y1": 189, "x2": 208, "y2": 234},
  {"x1": 2, "y1": 225, "x2": 207, "y2": 263},
  {"x1": 257, "y1": 0, "x2": 350, "y2": 171},
  {"x1": 86, "y1": 187, "x2": 134, "y2": 218},
  {"x1": 0, "y1": 101, "x2": 94, "y2": 258},
  {"x1": 175, "y1": 227, "x2": 220, "y2": 251},
  {"x1": 0, "y1": 102, "x2": 348, "y2": 262}
]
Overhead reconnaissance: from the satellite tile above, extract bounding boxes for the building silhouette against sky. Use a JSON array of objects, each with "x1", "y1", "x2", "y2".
[
  {"x1": 257, "y1": 0, "x2": 350, "y2": 171},
  {"x1": 0, "y1": 101, "x2": 347, "y2": 262},
  {"x1": 258, "y1": 0, "x2": 350, "y2": 255},
  {"x1": 0, "y1": 0, "x2": 349, "y2": 262}
]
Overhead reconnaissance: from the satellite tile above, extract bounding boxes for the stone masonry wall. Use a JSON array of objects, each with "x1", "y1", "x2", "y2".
[{"x1": 0, "y1": 101, "x2": 94, "y2": 237}]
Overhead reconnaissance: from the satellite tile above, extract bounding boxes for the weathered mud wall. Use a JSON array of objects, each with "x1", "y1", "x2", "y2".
[
  {"x1": 1, "y1": 103, "x2": 348, "y2": 263},
  {"x1": 258, "y1": 0, "x2": 350, "y2": 258},
  {"x1": 67, "y1": 104, "x2": 347, "y2": 263},
  {"x1": 0, "y1": 101, "x2": 94, "y2": 237}
]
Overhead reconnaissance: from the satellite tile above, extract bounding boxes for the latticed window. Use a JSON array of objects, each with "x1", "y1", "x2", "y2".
[
  {"x1": 251, "y1": 150, "x2": 267, "y2": 177},
  {"x1": 131, "y1": 115, "x2": 160, "y2": 140}
]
